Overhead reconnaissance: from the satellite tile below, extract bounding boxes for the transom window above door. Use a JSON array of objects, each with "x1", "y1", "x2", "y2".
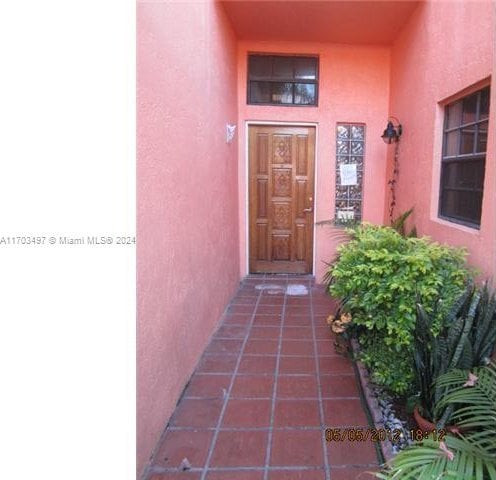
[{"x1": 247, "y1": 54, "x2": 319, "y2": 106}]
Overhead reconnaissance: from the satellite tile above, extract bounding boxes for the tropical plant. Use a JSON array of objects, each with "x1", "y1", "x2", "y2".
[
  {"x1": 391, "y1": 207, "x2": 417, "y2": 238},
  {"x1": 377, "y1": 363, "x2": 496, "y2": 479},
  {"x1": 325, "y1": 224, "x2": 470, "y2": 394},
  {"x1": 413, "y1": 283, "x2": 496, "y2": 424},
  {"x1": 470, "y1": 282, "x2": 496, "y2": 364},
  {"x1": 435, "y1": 363, "x2": 496, "y2": 451},
  {"x1": 377, "y1": 435, "x2": 496, "y2": 479}
]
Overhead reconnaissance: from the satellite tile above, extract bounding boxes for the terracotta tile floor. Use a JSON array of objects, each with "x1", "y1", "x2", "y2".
[{"x1": 145, "y1": 275, "x2": 380, "y2": 480}]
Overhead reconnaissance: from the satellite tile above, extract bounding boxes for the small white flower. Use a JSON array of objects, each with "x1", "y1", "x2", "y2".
[
  {"x1": 439, "y1": 441, "x2": 454, "y2": 461},
  {"x1": 463, "y1": 372, "x2": 478, "y2": 387}
]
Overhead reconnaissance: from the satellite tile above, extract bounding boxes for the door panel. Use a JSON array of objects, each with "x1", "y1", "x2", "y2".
[{"x1": 249, "y1": 125, "x2": 315, "y2": 274}]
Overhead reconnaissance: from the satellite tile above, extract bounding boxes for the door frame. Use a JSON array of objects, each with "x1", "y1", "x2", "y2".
[{"x1": 245, "y1": 121, "x2": 319, "y2": 275}]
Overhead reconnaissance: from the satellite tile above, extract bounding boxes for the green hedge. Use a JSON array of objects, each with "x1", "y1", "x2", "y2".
[{"x1": 327, "y1": 224, "x2": 470, "y2": 394}]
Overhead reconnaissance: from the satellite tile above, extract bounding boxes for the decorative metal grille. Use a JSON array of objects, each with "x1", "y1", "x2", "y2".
[{"x1": 335, "y1": 123, "x2": 365, "y2": 225}]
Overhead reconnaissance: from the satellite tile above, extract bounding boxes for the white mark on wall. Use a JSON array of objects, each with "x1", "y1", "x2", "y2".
[{"x1": 226, "y1": 124, "x2": 236, "y2": 143}]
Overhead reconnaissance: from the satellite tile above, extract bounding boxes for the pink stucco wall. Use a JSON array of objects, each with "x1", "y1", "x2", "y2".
[
  {"x1": 137, "y1": 0, "x2": 495, "y2": 475},
  {"x1": 236, "y1": 42, "x2": 391, "y2": 281},
  {"x1": 388, "y1": 0, "x2": 495, "y2": 278},
  {"x1": 137, "y1": 1, "x2": 239, "y2": 475}
]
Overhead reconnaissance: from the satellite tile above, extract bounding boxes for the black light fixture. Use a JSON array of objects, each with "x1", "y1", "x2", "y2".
[{"x1": 381, "y1": 117, "x2": 402, "y2": 144}]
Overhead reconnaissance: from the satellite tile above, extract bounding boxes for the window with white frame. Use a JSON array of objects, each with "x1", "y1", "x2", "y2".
[{"x1": 439, "y1": 86, "x2": 490, "y2": 228}]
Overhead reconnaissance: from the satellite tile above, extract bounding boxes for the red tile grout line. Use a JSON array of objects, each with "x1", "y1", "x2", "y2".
[
  {"x1": 198, "y1": 276, "x2": 266, "y2": 480},
  {"x1": 220, "y1": 390, "x2": 358, "y2": 401},
  {"x1": 208, "y1": 466, "x2": 323, "y2": 472},
  {"x1": 309, "y1": 280, "x2": 332, "y2": 480},
  {"x1": 203, "y1": 353, "x2": 342, "y2": 358},
  {"x1": 262, "y1": 275, "x2": 288, "y2": 480},
  {"x1": 167, "y1": 424, "x2": 371, "y2": 432},
  {"x1": 184, "y1": 371, "x2": 354, "y2": 378},
  {"x1": 153, "y1": 466, "x2": 336, "y2": 474},
  {"x1": 152, "y1": 464, "x2": 377, "y2": 475},
  {"x1": 183, "y1": 395, "x2": 360, "y2": 401}
]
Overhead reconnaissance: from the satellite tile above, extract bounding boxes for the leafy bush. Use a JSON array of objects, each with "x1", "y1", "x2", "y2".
[
  {"x1": 326, "y1": 224, "x2": 470, "y2": 394},
  {"x1": 358, "y1": 333, "x2": 414, "y2": 394}
]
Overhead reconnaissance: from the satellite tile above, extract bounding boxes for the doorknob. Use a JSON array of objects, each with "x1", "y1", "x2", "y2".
[{"x1": 303, "y1": 207, "x2": 313, "y2": 213}]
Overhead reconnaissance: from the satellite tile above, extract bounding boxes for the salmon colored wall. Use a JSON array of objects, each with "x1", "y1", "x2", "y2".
[
  {"x1": 388, "y1": 0, "x2": 495, "y2": 279},
  {"x1": 137, "y1": 1, "x2": 239, "y2": 476},
  {"x1": 237, "y1": 42, "x2": 391, "y2": 281}
]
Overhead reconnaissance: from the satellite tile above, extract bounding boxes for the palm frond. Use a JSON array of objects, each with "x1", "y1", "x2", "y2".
[
  {"x1": 377, "y1": 437, "x2": 496, "y2": 479},
  {"x1": 380, "y1": 364, "x2": 496, "y2": 479},
  {"x1": 436, "y1": 363, "x2": 496, "y2": 455},
  {"x1": 391, "y1": 207, "x2": 414, "y2": 237}
]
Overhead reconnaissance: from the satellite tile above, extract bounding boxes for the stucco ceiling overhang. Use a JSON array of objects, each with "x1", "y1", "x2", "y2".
[{"x1": 221, "y1": 0, "x2": 421, "y2": 45}]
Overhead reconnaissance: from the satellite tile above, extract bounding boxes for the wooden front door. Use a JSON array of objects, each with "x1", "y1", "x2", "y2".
[{"x1": 249, "y1": 125, "x2": 315, "y2": 274}]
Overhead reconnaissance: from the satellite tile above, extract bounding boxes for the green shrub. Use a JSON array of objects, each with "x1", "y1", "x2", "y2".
[
  {"x1": 358, "y1": 333, "x2": 414, "y2": 394},
  {"x1": 326, "y1": 224, "x2": 470, "y2": 394}
]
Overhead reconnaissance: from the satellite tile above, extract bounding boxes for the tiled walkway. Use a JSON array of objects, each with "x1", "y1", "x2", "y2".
[{"x1": 145, "y1": 275, "x2": 380, "y2": 480}]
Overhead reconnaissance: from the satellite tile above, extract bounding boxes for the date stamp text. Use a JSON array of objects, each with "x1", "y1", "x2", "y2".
[{"x1": 325, "y1": 428, "x2": 446, "y2": 443}]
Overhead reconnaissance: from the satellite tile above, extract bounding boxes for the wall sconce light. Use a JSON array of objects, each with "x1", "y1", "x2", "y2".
[{"x1": 381, "y1": 117, "x2": 402, "y2": 144}]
